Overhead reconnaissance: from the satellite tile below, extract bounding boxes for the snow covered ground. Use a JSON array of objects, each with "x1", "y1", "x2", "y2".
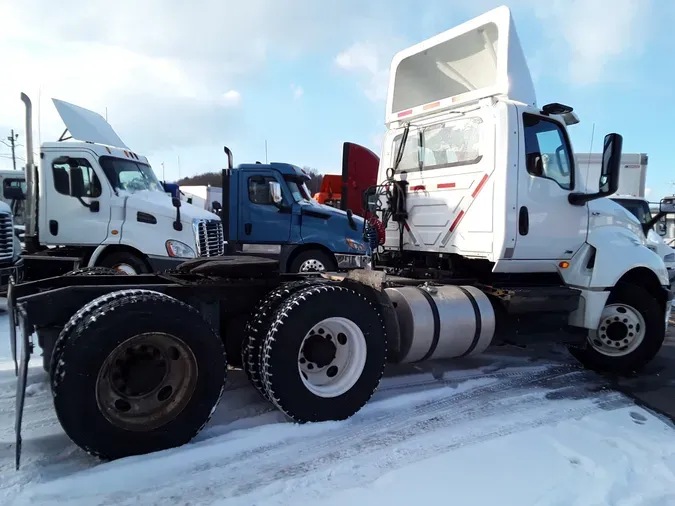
[{"x1": 2, "y1": 303, "x2": 675, "y2": 506}]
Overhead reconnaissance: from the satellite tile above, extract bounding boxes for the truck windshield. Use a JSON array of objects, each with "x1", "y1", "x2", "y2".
[
  {"x1": 99, "y1": 156, "x2": 164, "y2": 194},
  {"x1": 392, "y1": 116, "x2": 482, "y2": 173},
  {"x1": 613, "y1": 198, "x2": 652, "y2": 225},
  {"x1": 285, "y1": 178, "x2": 312, "y2": 203}
]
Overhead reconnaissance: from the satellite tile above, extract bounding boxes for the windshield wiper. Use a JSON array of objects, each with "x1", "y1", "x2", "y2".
[{"x1": 390, "y1": 123, "x2": 411, "y2": 177}]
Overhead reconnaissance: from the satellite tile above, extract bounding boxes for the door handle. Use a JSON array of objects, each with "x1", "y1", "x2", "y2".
[
  {"x1": 245, "y1": 223, "x2": 252, "y2": 235},
  {"x1": 518, "y1": 206, "x2": 529, "y2": 236}
]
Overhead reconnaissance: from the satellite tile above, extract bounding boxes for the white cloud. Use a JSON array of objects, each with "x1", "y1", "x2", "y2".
[
  {"x1": 291, "y1": 84, "x2": 304, "y2": 100},
  {"x1": 335, "y1": 41, "x2": 396, "y2": 102},
  {"x1": 531, "y1": 0, "x2": 652, "y2": 85},
  {"x1": 222, "y1": 90, "x2": 243, "y2": 107}
]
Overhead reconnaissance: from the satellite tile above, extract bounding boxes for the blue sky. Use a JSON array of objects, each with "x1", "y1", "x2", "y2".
[{"x1": 1, "y1": 0, "x2": 673, "y2": 202}]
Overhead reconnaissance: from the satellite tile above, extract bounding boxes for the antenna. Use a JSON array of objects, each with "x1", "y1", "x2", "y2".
[
  {"x1": 177, "y1": 155, "x2": 181, "y2": 179},
  {"x1": 105, "y1": 107, "x2": 108, "y2": 122},
  {"x1": 584, "y1": 122, "x2": 596, "y2": 190},
  {"x1": 37, "y1": 86, "x2": 42, "y2": 155}
]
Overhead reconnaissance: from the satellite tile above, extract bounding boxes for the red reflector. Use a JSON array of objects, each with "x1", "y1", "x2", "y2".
[
  {"x1": 449, "y1": 210, "x2": 465, "y2": 232},
  {"x1": 437, "y1": 182, "x2": 456, "y2": 189},
  {"x1": 411, "y1": 185, "x2": 425, "y2": 191},
  {"x1": 471, "y1": 174, "x2": 489, "y2": 198},
  {"x1": 397, "y1": 109, "x2": 413, "y2": 118},
  {"x1": 403, "y1": 222, "x2": 411, "y2": 232}
]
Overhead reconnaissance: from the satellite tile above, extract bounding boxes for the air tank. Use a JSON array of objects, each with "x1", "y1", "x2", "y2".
[{"x1": 385, "y1": 284, "x2": 496, "y2": 363}]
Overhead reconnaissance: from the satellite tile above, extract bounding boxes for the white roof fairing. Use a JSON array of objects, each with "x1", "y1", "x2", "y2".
[
  {"x1": 385, "y1": 5, "x2": 536, "y2": 124},
  {"x1": 52, "y1": 98, "x2": 130, "y2": 150}
]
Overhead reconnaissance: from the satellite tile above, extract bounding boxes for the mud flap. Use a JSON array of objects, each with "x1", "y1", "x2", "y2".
[
  {"x1": 8, "y1": 276, "x2": 17, "y2": 376},
  {"x1": 14, "y1": 305, "x2": 31, "y2": 470}
]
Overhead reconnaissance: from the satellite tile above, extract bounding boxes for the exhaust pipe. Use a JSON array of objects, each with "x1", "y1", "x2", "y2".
[
  {"x1": 20, "y1": 93, "x2": 38, "y2": 252},
  {"x1": 224, "y1": 146, "x2": 233, "y2": 169}
]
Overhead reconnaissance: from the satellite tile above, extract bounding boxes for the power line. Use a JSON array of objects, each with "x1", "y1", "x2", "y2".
[{"x1": 4, "y1": 130, "x2": 19, "y2": 171}]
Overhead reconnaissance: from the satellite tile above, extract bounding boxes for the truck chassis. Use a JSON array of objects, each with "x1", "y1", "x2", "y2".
[{"x1": 8, "y1": 255, "x2": 670, "y2": 470}]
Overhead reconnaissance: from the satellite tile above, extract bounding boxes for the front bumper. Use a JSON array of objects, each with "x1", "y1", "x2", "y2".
[
  {"x1": 146, "y1": 255, "x2": 194, "y2": 273},
  {"x1": 335, "y1": 253, "x2": 372, "y2": 270}
]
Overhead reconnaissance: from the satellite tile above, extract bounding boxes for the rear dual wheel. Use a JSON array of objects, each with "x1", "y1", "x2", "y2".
[
  {"x1": 51, "y1": 290, "x2": 226, "y2": 460},
  {"x1": 254, "y1": 283, "x2": 388, "y2": 422}
]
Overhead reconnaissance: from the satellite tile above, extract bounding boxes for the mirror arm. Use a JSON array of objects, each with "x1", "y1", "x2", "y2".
[
  {"x1": 644, "y1": 211, "x2": 667, "y2": 234},
  {"x1": 75, "y1": 196, "x2": 92, "y2": 209}
]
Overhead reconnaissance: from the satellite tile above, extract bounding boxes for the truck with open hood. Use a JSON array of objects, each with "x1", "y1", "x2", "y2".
[
  {"x1": 7, "y1": 5, "x2": 674, "y2": 470},
  {"x1": 4, "y1": 95, "x2": 225, "y2": 279}
]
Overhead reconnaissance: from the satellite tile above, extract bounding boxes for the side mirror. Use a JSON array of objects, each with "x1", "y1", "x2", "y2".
[
  {"x1": 658, "y1": 222, "x2": 667, "y2": 236},
  {"x1": 69, "y1": 167, "x2": 86, "y2": 198},
  {"x1": 598, "y1": 133, "x2": 622, "y2": 195},
  {"x1": 269, "y1": 181, "x2": 283, "y2": 206},
  {"x1": 660, "y1": 197, "x2": 675, "y2": 214},
  {"x1": 172, "y1": 197, "x2": 181, "y2": 208},
  {"x1": 3, "y1": 186, "x2": 25, "y2": 200},
  {"x1": 212, "y1": 201, "x2": 222, "y2": 211},
  {"x1": 568, "y1": 132, "x2": 623, "y2": 206}
]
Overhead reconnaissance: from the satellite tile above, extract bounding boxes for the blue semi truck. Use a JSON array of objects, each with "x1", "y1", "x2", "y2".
[{"x1": 217, "y1": 145, "x2": 377, "y2": 273}]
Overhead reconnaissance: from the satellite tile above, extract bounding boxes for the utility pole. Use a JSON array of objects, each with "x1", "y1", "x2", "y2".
[
  {"x1": 7, "y1": 130, "x2": 18, "y2": 171},
  {"x1": 161, "y1": 162, "x2": 165, "y2": 180}
]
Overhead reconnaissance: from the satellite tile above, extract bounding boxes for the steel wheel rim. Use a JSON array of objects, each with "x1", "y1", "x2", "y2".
[
  {"x1": 299, "y1": 259, "x2": 326, "y2": 272},
  {"x1": 588, "y1": 303, "x2": 646, "y2": 357},
  {"x1": 297, "y1": 317, "x2": 367, "y2": 398},
  {"x1": 114, "y1": 263, "x2": 138, "y2": 275},
  {"x1": 96, "y1": 332, "x2": 198, "y2": 431}
]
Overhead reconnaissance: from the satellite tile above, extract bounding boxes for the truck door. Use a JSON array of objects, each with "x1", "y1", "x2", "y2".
[
  {"x1": 239, "y1": 172, "x2": 292, "y2": 244},
  {"x1": 41, "y1": 150, "x2": 111, "y2": 246},
  {"x1": 511, "y1": 110, "x2": 588, "y2": 260}
]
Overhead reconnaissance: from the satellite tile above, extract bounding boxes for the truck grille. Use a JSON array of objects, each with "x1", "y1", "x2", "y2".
[
  {"x1": 0, "y1": 213, "x2": 14, "y2": 261},
  {"x1": 196, "y1": 219, "x2": 224, "y2": 257}
]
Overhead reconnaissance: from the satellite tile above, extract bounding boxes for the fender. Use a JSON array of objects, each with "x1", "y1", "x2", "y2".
[{"x1": 561, "y1": 230, "x2": 669, "y2": 330}]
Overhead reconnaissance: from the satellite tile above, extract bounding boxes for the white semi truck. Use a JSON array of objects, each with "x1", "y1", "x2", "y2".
[
  {"x1": 9, "y1": 5, "x2": 674, "y2": 469},
  {"x1": 3, "y1": 95, "x2": 224, "y2": 282},
  {"x1": 575, "y1": 152, "x2": 675, "y2": 286}
]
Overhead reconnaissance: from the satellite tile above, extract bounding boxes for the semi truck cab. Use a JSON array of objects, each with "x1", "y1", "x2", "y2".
[
  {"x1": 7, "y1": 95, "x2": 224, "y2": 279},
  {"x1": 221, "y1": 149, "x2": 373, "y2": 273}
]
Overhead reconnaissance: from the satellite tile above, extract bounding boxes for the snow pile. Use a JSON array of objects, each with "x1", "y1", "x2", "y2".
[{"x1": 1, "y1": 307, "x2": 675, "y2": 506}]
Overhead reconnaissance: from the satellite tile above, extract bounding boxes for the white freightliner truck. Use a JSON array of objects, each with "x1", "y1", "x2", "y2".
[
  {"x1": 9, "y1": 5, "x2": 674, "y2": 469},
  {"x1": 3, "y1": 95, "x2": 224, "y2": 283},
  {"x1": 574, "y1": 152, "x2": 675, "y2": 286}
]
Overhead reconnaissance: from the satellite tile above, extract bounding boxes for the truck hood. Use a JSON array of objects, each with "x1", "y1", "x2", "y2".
[
  {"x1": 122, "y1": 190, "x2": 219, "y2": 222},
  {"x1": 303, "y1": 200, "x2": 365, "y2": 226}
]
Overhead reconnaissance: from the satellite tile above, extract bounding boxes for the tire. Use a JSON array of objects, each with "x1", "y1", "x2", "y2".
[
  {"x1": 47, "y1": 267, "x2": 127, "y2": 374},
  {"x1": 51, "y1": 289, "x2": 226, "y2": 460},
  {"x1": 66, "y1": 266, "x2": 127, "y2": 276},
  {"x1": 261, "y1": 284, "x2": 387, "y2": 422},
  {"x1": 568, "y1": 283, "x2": 665, "y2": 374},
  {"x1": 288, "y1": 250, "x2": 337, "y2": 273},
  {"x1": 98, "y1": 252, "x2": 150, "y2": 275},
  {"x1": 242, "y1": 278, "x2": 329, "y2": 400}
]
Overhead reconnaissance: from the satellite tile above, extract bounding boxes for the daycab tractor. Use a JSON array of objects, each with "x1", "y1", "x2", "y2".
[
  {"x1": 219, "y1": 145, "x2": 374, "y2": 273},
  {"x1": 7, "y1": 5, "x2": 673, "y2": 470},
  {"x1": 5, "y1": 94, "x2": 224, "y2": 281}
]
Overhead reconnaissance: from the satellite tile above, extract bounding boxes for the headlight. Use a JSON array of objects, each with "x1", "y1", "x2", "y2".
[
  {"x1": 166, "y1": 240, "x2": 196, "y2": 258},
  {"x1": 345, "y1": 238, "x2": 366, "y2": 252},
  {"x1": 665, "y1": 253, "x2": 675, "y2": 263}
]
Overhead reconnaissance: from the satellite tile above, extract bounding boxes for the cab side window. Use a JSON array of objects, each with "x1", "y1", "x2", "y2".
[
  {"x1": 52, "y1": 158, "x2": 102, "y2": 198},
  {"x1": 523, "y1": 114, "x2": 574, "y2": 190},
  {"x1": 248, "y1": 176, "x2": 276, "y2": 205}
]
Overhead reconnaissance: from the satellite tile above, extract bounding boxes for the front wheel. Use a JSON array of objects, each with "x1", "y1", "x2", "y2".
[
  {"x1": 288, "y1": 250, "x2": 337, "y2": 273},
  {"x1": 99, "y1": 252, "x2": 150, "y2": 275},
  {"x1": 568, "y1": 283, "x2": 666, "y2": 374}
]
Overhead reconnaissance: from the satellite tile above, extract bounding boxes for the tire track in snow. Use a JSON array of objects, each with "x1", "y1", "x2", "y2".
[{"x1": 74, "y1": 365, "x2": 593, "y2": 506}]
